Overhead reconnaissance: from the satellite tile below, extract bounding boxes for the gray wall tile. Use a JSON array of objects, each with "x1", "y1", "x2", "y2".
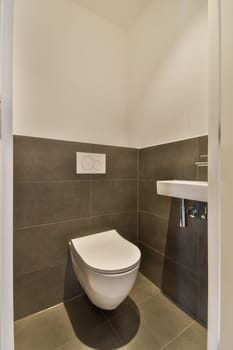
[
  {"x1": 164, "y1": 199, "x2": 198, "y2": 274},
  {"x1": 139, "y1": 180, "x2": 171, "y2": 218},
  {"x1": 92, "y1": 180, "x2": 137, "y2": 216},
  {"x1": 14, "y1": 262, "x2": 83, "y2": 320},
  {"x1": 139, "y1": 211, "x2": 168, "y2": 254},
  {"x1": 14, "y1": 135, "x2": 208, "y2": 324},
  {"x1": 90, "y1": 212, "x2": 138, "y2": 244},
  {"x1": 14, "y1": 136, "x2": 138, "y2": 319},
  {"x1": 139, "y1": 138, "x2": 199, "y2": 180},
  {"x1": 112, "y1": 212, "x2": 138, "y2": 244},
  {"x1": 14, "y1": 135, "x2": 92, "y2": 181},
  {"x1": 138, "y1": 136, "x2": 208, "y2": 326},
  {"x1": 92, "y1": 144, "x2": 138, "y2": 179},
  {"x1": 162, "y1": 258, "x2": 198, "y2": 318},
  {"x1": 139, "y1": 243, "x2": 164, "y2": 288},
  {"x1": 14, "y1": 181, "x2": 91, "y2": 227},
  {"x1": 14, "y1": 218, "x2": 90, "y2": 277}
]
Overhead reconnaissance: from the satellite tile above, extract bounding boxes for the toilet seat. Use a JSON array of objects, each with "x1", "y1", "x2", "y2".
[{"x1": 70, "y1": 230, "x2": 141, "y2": 275}]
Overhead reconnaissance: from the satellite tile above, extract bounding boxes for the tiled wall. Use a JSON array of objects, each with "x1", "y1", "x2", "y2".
[
  {"x1": 14, "y1": 136, "x2": 138, "y2": 320},
  {"x1": 139, "y1": 136, "x2": 208, "y2": 326},
  {"x1": 14, "y1": 135, "x2": 208, "y2": 326}
]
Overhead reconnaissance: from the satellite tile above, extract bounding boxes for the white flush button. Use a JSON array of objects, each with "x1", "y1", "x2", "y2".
[
  {"x1": 81, "y1": 156, "x2": 94, "y2": 171},
  {"x1": 76, "y1": 152, "x2": 106, "y2": 174}
]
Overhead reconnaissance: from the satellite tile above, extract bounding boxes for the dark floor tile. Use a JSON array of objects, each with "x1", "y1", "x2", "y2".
[
  {"x1": 139, "y1": 243, "x2": 164, "y2": 288},
  {"x1": 92, "y1": 180, "x2": 137, "y2": 216},
  {"x1": 163, "y1": 322, "x2": 207, "y2": 350},
  {"x1": 14, "y1": 275, "x2": 204, "y2": 350},
  {"x1": 139, "y1": 211, "x2": 168, "y2": 255},
  {"x1": 161, "y1": 258, "x2": 198, "y2": 318},
  {"x1": 14, "y1": 181, "x2": 90, "y2": 227},
  {"x1": 91, "y1": 144, "x2": 137, "y2": 179},
  {"x1": 126, "y1": 293, "x2": 192, "y2": 350},
  {"x1": 108, "y1": 303, "x2": 141, "y2": 346},
  {"x1": 14, "y1": 264, "x2": 83, "y2": 320},
  {"x1": 57, "y1": 337, "x2": 127, "y2": 350},
  {"x1": 14, "y1": 218, "x2": 90, "y2": 277},
  {"x1": 55, "y1": 337, "x2": 91, "y2": 349},
  {"x1": 129, "y1": 273, "x2": 160, "y2": 305},
  {"x1": 64, "y1": 296, "x2": 125, "y2": 350},
  {"x1": 102, "y1": 297, "x2": 139, "y2": 321},
  {"x1": 14, "y1": 303, "x2": 75, "y2": 350},
  {"x1": 139, "y1": 181, "x2": 171, "y2": 218},
  {"x1": 14, "y1": 135, "x2": 92, "y2": 182}
]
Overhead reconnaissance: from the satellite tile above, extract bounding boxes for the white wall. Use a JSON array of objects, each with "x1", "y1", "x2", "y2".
[
  {"x1": 208, "y1": 0, "x2": 221, "y2": 348},
  {"x1": 13, "y1": 0, "x2": 208, "y2": 148},
  {"x1": 127, "y1": 0, "x2": 208, "y2": 148},
  {"x1": 220, "y1": 0, "x2": 233, "y2": 348},
  {"x1": 13, "y1": 0, "x2": 128, "y2": 146},
  {"x1": 0, "y1": 0, "x2": 14, "y2": 349}
]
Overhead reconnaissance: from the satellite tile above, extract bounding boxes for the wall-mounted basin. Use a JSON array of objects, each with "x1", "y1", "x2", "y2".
[{"x1": 157, "y1": 180, "x2": 208, "y2": 202}]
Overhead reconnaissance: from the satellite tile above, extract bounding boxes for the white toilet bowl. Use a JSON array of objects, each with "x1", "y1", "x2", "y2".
[{"x1": 69, "y1": 230, "x2": 141, "y2": 310}]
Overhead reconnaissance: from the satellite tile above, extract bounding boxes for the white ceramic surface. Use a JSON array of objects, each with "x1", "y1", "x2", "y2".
[
  {"x1": 70, "y1": 230, "x2": 141, "y2": 273},
  {"x1": 69, "y1": 230, "x2": 141, "y2": 310},
  {"x1": 157, "y1": 180, "x2": 208, "y2": 202}
]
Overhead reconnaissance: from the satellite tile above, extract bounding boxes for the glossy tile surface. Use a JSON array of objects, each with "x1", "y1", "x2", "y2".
[{"x1": 15, "y1": 273, "x2": 207, "y2": 350}]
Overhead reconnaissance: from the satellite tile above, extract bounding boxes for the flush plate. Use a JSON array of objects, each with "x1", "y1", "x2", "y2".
[
  {"x1": 156, "y1": 180, "x2": 208, "y2": 202},
  {"x1": 76, "y1": 152, "x2": 106, "y2": 174}
]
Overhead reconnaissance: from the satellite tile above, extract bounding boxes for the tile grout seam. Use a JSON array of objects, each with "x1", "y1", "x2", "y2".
[{"x1": 159, "y1": 321, "x2": 195, "y2": 350}]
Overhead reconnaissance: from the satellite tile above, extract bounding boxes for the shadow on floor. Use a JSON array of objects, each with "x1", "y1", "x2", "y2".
[{"x1": 64, "y1": 295, "x2": 140, "y2": 350}]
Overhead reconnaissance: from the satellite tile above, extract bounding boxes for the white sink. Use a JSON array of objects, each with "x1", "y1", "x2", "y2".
[{"x1": 156, "y1": 180, "x2": 208, "y2": 202}]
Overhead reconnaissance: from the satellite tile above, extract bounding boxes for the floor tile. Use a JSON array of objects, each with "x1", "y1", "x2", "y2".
[
  {"x1": 129, "y1": 273, "x2": 160, "y2": 305},
  {"x1": 57, "y1": 321, "x2": 124, "y2": 350},
  {"x1": 162, "y1": 323, "x2": 207, "y2": 350},
  {"x1": 64, "y1": 297, "x2": 125, "y2": 350},
  {"x1": 56, "y1": 336, "x2": 127, "y2": 350},
  {"x1": 14, "y1": 304, "x2": 75, "y2": 350},
  {"x1": 14, "y1": 274, "x2": 206, "y2": 350},
  {"x1": 111, "y1": 293, "x2": 193, "y2": 350}
]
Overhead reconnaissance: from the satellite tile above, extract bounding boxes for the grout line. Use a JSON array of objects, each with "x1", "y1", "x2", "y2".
[
  {"x1": 158, "y1": 321, "x2": 195, "y2": 350},
  {"x1": 14, "y1": 216, "x2": 91, "y2": 230},
  {"x1": 139, "y1": 209, "x2": 169, "y2": 221},
  {"x1": 139, "y1": 241, "x2": 198, "y2": 277},
  {"x1": 136, "y1": 290, "x2": 161, "y2": 306},
  {"x1": 14, "y1": 211, "x2": 137, "y2": 231},
  {"x1": 106, "y1": 318, "x2": 127, "y2": 348},
  {"x1": 14, "y1": 178, "x2": 138, "y2": 185},
  {"x1": 15, "y1": 294, "x2": 85, "y2": 323}
]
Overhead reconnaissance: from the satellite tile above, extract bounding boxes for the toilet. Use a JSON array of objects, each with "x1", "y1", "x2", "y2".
[{"x1": 69, "y1": 230, "x2": 141, "y2": 310}]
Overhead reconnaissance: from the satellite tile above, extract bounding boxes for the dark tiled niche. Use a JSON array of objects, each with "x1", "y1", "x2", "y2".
[
  {"x1": 139, "y1": 136, "x2": 208, "y2": 326},
  {"x1": 14, "y1": 135, "x2": 208, "y2": 327},
  {"x1": 14, "y1": 136, "x2": 138, "y2": 319}
]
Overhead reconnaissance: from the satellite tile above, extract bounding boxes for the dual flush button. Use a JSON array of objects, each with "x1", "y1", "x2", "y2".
[{"x1": 76, "y1": 152, "x2": 106, "y2": 174}]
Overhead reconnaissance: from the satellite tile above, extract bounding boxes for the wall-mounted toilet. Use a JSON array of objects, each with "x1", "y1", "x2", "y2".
[{"x1": 69, "y1": 230, "x2": 141, "y2": 310}]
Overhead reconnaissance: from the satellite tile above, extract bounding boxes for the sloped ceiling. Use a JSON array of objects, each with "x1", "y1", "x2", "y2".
[{"x1": 74, "y1": 0, "x2": 152, "y2": 29}]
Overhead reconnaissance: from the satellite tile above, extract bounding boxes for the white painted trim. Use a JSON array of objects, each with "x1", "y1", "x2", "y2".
[
  {"x1": 0, "y1": 0, "x2": 14, "y2": 349},
  {"x1": 208, "y1": 0, "x2": 221, "y2": 349}
]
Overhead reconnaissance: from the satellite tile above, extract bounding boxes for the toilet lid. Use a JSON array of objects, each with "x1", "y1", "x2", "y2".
[{"x1": 70, "y1": 230, "x2": 141, "y2": 274}]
